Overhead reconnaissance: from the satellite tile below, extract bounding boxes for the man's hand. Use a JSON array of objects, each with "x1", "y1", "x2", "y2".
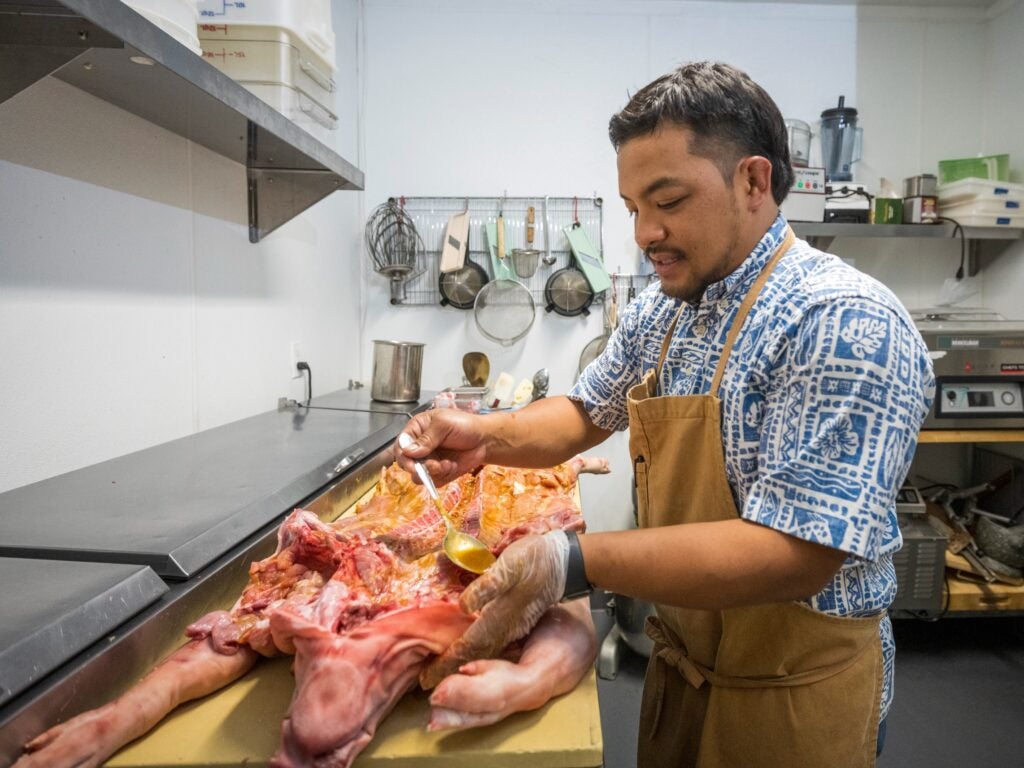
[
  {"x1": 395, "y1": 409, "x2": 489, "y2": 487},
  {"x1": 419, "y1": 531, "x2": 570, "y2": 689}
]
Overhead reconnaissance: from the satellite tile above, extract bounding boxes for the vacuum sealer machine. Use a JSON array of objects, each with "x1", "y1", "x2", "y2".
[{"x1": 913, "y1": 309, "x2": 1024, "y2": 430}]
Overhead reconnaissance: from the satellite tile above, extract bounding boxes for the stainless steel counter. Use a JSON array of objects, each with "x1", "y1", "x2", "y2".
[
  {"x1": 0, "y1": 558, "x2": 166, "y2": 708},
  {"x1": 0, "y1": 391, "x2": 431, "y2": 766},
  {"x1": 0, "y1": 399, "x2": 409, "y2": 579}
]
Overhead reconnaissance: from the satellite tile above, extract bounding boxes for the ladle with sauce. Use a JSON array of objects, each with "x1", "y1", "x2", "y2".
[{"x1": 398, "y1": 433, "x2": 496, "y2": 573}]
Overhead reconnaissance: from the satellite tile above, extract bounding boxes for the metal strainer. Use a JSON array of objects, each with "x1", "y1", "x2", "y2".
[{"x1": 473, "y1": 279, "x2": 536, "y2": 346}]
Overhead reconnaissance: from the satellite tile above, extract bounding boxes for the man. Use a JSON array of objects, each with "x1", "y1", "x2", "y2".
[{"x1": 398, "y1": 61, "x2": 935, "y2": 767}]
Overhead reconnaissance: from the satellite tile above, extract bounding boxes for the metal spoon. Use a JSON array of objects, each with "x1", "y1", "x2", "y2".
[
  {"x1": 399, "y1": 434, "x2": 496, "y2": 573},
  {"x1": 531, "y1": 368, "x2": 549, "y2": 401}
]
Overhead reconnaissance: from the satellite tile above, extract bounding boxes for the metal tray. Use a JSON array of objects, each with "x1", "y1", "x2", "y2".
[{"x1": 0, "y1": 558, "x2": 166, "y2": 707}]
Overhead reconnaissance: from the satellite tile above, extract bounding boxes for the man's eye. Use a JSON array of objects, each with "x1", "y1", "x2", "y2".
[{"x1": 656, "y1": 199, "x2": 681, "y2": 210}]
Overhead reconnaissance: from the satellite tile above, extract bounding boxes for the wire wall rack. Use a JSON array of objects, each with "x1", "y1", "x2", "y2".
[{"x1": 382, "y1": 196, "x2": 606, "y2": 306}]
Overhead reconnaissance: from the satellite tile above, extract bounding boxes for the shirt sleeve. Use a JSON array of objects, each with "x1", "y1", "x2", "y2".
[
  {"x1": 568, "y1": 298, "x2": 644, "y2": 432},
  {"x1": 740, "y1": 298, "x2": 933, "y2": 561}
]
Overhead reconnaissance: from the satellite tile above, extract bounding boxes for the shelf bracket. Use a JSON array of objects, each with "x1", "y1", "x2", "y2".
[
  {"x1": 245, "y1": 120, "x2": 357, "y2": 242},
  {"x1": 247, "y1": 167, "x2": 348, "y2": 243},
  {"x1": 0, "y1": 5, "x2": 122, "y2": 104}
]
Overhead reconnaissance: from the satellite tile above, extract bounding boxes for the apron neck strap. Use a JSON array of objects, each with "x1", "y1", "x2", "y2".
[{"x1": 655, "y1": 227, "x2": 795, "y2": 396}]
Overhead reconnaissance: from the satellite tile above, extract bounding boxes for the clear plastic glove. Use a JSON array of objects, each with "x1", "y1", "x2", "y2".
[{"x1": 419, "y1": 530, "x2": 569, "y2": 689}]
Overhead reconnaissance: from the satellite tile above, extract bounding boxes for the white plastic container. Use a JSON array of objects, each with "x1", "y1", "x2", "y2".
[
  {"x1": 938, "y1": 199, "x2": 1024, "y2": 228},
  {"x1": 123, "y1": 0, "x2": 201, "y2": 54},
  {"x1": 938, "y1": 177, "x2": 1024, "y2": 207},
  {"x1": 198, "y1": 25, "x2": 335, "y2": 99},
  {"x1": 243, "y1": 83, "x2": 337, "y2": 143},
  {"x1": 199, "y1": 24, "x2": 337, "y2": 140},
  {"x1": 195, "y1": 0, "x2": 334, "y2": 69},
  {"x1": 939, "y1": 197, "x2": 1022, "y2": 216}
]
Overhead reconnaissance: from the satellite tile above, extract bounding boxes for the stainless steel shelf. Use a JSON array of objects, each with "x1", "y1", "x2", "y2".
[
  {"x1": 792, "y1": 222, "x2": 1023, "y2": 240},
  {"x1": 0, "y1": 0, "x2": 364, "y2": 241}
]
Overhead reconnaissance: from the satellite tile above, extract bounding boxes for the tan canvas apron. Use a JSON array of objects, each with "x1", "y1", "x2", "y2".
[{"x1": 627, "y1": 229, "x2": 882, "y2": 768}]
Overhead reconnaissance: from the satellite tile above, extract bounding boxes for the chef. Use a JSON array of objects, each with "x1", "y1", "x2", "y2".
[{"x1": 398, "y1": 61, "x2": 935, "y2": 767}]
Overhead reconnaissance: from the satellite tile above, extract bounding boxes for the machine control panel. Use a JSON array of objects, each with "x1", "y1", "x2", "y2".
[
  {"x1": 937, "y1": 380, "x2": 1024, "y2": 417},
  {"x1": 895, "y1": 485, "x2": 927, "y2": 517}
]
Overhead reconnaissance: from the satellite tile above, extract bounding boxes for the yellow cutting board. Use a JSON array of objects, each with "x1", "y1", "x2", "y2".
[
  {"x1": 106, "y1": 658, "x2": 602, "y2": 767},
  {"x1": 108, "y1": 476, "x2": 602, "y2": 767}
]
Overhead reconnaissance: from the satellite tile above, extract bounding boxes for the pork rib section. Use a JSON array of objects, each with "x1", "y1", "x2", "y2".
[{"x1": 14, "y1": 458, "x2": 601, "y2": 768}]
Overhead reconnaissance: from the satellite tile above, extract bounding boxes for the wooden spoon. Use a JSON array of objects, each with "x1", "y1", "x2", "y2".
[{"x1": 462, "y1": 352, "x2": 490, "y2": 388}]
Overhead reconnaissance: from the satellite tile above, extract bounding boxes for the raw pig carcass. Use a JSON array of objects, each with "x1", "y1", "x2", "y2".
[{"x1": 14, "y1": 456, "x2": 606, "y2": 768}]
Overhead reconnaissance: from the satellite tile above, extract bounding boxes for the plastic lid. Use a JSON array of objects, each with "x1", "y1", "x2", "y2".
[{"x1": 821, "y1": 95, "x2": 857, "y2": 120}]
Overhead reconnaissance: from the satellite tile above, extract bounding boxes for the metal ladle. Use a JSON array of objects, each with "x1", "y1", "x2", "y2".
[{"x1": 399, "y1": 433, "x2": 496, "y2": 573}]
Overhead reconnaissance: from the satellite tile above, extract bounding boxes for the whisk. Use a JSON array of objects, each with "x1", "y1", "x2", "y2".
[{"x1": 365, "y1": 198, "x2": 424, "y2": 304}]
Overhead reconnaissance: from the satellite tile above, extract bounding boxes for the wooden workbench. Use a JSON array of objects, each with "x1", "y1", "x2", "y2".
[
  {"x1": 106, "y1": 659, "x2": 602, "y2": 768},
  {"x1": 106, "y1": 478, "x2": 603, "y2": 767},
  {"x1": 944, "y1": 552, "x2": 1024, "y2": 613}
]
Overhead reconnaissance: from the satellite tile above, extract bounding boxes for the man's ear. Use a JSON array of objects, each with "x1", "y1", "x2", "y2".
[{"x1": 736, "y1": 156, "x2": 773, "y2": 210}]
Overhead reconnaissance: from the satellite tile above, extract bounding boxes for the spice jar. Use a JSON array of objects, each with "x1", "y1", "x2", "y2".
[{"x1": 903, "y1": 174, "x2": 939, "y2": 223}]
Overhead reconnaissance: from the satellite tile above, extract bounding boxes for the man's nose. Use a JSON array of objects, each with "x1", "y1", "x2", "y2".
[{"x1": 634, "y1": 212, "x2": 666, "y2": 251}]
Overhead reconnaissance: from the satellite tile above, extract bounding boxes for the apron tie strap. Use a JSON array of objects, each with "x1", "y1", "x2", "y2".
[
  {"x1": 646, "y1": 612, "x2": 879, "y2": 689},
  {"x1": 646, "y1": 616, "x2": 708, "y2": 689}
]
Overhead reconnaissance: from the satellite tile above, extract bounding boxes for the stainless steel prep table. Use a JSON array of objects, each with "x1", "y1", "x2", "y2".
[
  {"x1": 0, "y1": 391, "x2": 430, "y2": 765},
  {"x1": 0, "y1": 400, "x2": 409, "y2": 579}
]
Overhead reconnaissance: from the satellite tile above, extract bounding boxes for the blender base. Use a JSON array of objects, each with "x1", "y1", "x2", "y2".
[{"x1": 825, "y1": 182, "x2": 871, "y2": 224}]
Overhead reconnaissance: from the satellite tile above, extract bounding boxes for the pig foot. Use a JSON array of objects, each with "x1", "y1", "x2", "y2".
[{"x1": 426, "y1": 599, "x2": 597, "y2": 732}]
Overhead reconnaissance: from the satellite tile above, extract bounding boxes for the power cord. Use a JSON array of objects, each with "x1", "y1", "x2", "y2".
[
  {"x1": 296, "y1": 361, "x2": 312, "y2": 406},
  {"x1": 825, "y1": 185, "x2": 875, "y2": 205},
  {"x1": 937, "y1": 216, "x2": 966, "y2": 279}
]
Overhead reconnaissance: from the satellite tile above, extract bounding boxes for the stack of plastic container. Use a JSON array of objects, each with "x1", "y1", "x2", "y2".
[
  {"x1": 123, "y1": 0, "x2": 201, "y2": 54},
  {"x1": 195, "y1": 0, "x2": 337, "y2": 143},
  {"x1": 938, "y1": 178, "x2": 1024, "y2": 229}
]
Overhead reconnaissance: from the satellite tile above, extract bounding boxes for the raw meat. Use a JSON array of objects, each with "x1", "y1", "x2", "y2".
[{"x1": 13, "y1": 457, "x2": 604, "y2": 768}]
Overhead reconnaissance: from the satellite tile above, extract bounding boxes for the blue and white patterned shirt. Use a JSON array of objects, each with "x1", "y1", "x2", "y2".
[{"x1": 570, "y1": 213, "x2": 935, "y2": 719}]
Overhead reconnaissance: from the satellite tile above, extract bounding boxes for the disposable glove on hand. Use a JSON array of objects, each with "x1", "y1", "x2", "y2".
[{"x1": 419, "y1": 531, "x2": 569, "y2": 689}]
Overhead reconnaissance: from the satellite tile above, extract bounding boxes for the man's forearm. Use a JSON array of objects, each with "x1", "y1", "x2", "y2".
[
  {"x1": 482, "y1": 396, "x2": 612, "y2": 467},
  {"x1": 579, "y1": 519, "x2": 847, "y2": 610}
]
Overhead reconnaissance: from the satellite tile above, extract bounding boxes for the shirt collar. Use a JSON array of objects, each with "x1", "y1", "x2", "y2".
[{"x1": 701, "y1": 213, "x2": 789, "y2": 305}]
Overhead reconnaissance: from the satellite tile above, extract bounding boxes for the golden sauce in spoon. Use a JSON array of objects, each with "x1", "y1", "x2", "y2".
[{"x1": 402, "y1": 434, "x2": 495, "y2": 574}]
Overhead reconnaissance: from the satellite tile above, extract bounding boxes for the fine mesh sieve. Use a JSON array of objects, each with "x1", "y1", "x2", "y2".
[{"x1": 473, "y1": 279, "x2": 536, "y2": 346}]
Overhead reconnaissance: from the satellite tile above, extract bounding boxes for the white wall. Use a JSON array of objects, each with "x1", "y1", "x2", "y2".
[
  {"x1": 0, "y1": 0, "x2": 365, "y2": 493},
  {"x1": 2, "y1": 0, "x2": 1022, "y2": 533}
]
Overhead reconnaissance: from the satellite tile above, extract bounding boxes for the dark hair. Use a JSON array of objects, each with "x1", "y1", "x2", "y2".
[{"x1": 609, "y1": 61, "x2": 793, "y2": 204}]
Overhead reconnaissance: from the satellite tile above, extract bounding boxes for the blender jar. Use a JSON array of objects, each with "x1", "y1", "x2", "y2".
[
  {"x1": 785, "y1": 119, "x2": 812, "y2": 167},
  {"x1": 819, "y1": 96, "x2": 862, "y2": 183}
]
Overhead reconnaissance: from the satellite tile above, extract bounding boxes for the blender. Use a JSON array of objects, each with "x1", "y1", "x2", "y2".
[
  {"x1": 785, "y1": 118, "x2": 812, "y2": 167},
  {"x1": 820, "y1": 96, "x2": 870, "y2": 223},
  {"x1": 780, "y1": 118, "x2": 826, "y2": 222}
]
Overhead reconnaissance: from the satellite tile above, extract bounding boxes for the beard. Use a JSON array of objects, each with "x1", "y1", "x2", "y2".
[{"x1": 649, "y1": 217, "x2": 743, "y2": 304}]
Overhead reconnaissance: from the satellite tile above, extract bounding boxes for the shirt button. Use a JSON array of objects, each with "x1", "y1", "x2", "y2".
[{"x1": 694, "y1": 324, "x2": 707, "y2": 336}]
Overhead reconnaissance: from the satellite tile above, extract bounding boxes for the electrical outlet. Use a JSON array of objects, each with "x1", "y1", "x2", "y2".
[{"x1": 290, "y1": 341, "x2": 303, "y2": 379}]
